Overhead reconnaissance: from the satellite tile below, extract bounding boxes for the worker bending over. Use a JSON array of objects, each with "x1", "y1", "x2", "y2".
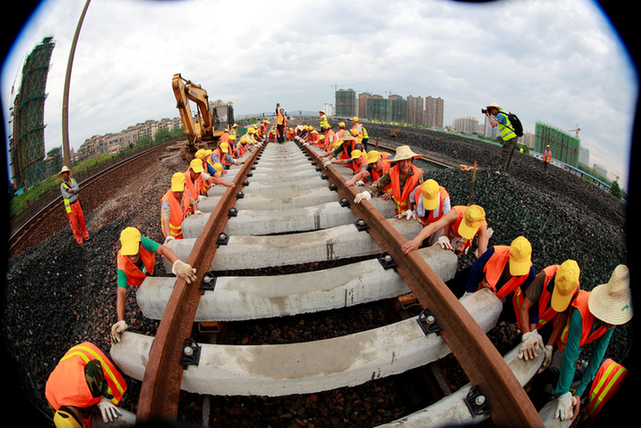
[
  {"x1": 46, "y1": 342, "x2": 128, "y2": 427},
  {"x1": 354, "y1": 145, "x2": 424, "y2": 216},
  {"x1": 321, "y1": 133, "x2": 363, "y2": 166},
  {"x1": 407, "y1": 179, "x2": 451, "y2": 236},
  {"x1": 401, "y1": 204, "x2": 489, "y2": 257},
  {"x1": 345, "y1": 150, "x2": 393, "y2": 196},
  {"x1": 514, "y1": 259, "x2": 580, "y2": 369},
  {"x1": 111, "y1": 226, "x2": 196, "y2": 343}
]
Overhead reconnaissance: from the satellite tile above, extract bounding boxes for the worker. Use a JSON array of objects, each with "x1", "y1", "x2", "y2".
[
  {"x1": 236, "y1": 135, "x2": 252, "y2": 157},
  {"x1": 228, "y1": 134, "x2": 238, "y2": 158},
  {"x1": 230, "y1": 123, "x2": 239, "y2": 140},
  {"x1": 220, "y1": 128, "x2": 230, "y2": 144},
  {"x1": 210, "y1": 142, "x2": 240, "y2": 170},
  {"x1": 45, "y1": 342, "x2": 127, "y2": 428},
  {"x1": 196, "y1": 150, "x2": 234, "y2": 193},
  {"x1": 354, "y1": 145, "x2": 424, "y2": 216},
  {"x1": 361, "y1": 123, "x2": 370, "y2": 152},
  {"x1": 161, "y1": 172, "x2": 190, "y2": 242},
  {"x1": 407, "y1": 179, "x2": 451, "y2": 232},
  {"x1": 346, "y1": 149, "x2": 368, "y2": 175},
  {"x1": 336, "y1": 122, "x2": 346, "y2": 140},
  {"x1": 351, "y1": 116, "x2": 363, "y2": 140},
  {"x1": 269, "y1": 129, "x2": 277, "y2": 142},
  {"x1": 553, "y1": 264, "x2": 632, "y2": 421},
  {"x1": 111, "y1": 226, "x2": 197, "y2": 343},
  {"x1": 345, "y1": 150, "x2": 393, "y2": 196},
  {"x1": 484, "y1": 102, "x2": 519, "y2": 175},
  {"x1": 276, "y1": 103, "x2": 287, "y2": 143},
  {"x1": 59, "y1": 165, "x2": 90, "y2": 245},
  {"x1": 183, "y1": 158, "x2": 206, "y2": 214},
  {"x1": 259, "y1": 120, "x2": 269, "y2": 139},
  {"x1": 514, "y1": 260, "x2": 580, "y2": 369},
  {"x1": 401, "y1": 204, "x2": 490, "y2": 258},
  {"x1": 318, "y1": 110, "x2": 329, "y2": 129},
  {"x1": 321, "y1": 130, "x2": 365, "y2": 164},
  {"x1": 286, "y1": 127, "x2": 294, "y2": 141},
  {"x1": 322, "y1": 123, "x2": 337, "y2": 151},
  {"x1": 543, "y1": 145, "x2": 552, "y2": 172}
]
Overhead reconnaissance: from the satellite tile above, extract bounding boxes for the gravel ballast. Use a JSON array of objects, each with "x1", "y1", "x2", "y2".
[{"x1": 2, "y1": 124, "x2": 634, "y2": 427}]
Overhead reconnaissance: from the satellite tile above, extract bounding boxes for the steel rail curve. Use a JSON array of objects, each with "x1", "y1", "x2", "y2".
[
  {"x1": 135, "y1": 142, "x2": 265, "y2": 422},
  {"x1": 8, "y1": 140, "x2": 178, "y2": 258},
  {"x1": 298, "y1": 141, "x2": 544, "y2": 427}
]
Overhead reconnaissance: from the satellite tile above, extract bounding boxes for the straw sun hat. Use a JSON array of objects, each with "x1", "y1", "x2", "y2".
[
  {"x1": 391, "y1": 145, "x2": 421, "y2": 162},
  {"x1": 588, "y1": 264, "x2": 633, "y2": 325}
]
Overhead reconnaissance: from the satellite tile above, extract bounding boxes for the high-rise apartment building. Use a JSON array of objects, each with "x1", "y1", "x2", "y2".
[
  {"x1": 407, "y1": 96, "x2": 424, "y2": 125},
  {"x1": 424, "y1": 96, "x2": 444, "y2": 128},
  {"x1": 358, "y1": 92, "x2": 372, "y2": 118},
  {"x1": 389, "y1": 95, "x2": 407, "y2": 123},
  {"x1": 366, "y1": 97, "x2": 391, "y2": 122}
]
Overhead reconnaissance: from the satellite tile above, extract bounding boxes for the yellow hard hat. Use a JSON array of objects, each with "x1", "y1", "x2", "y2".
[
  {"x1": 220, "y1": 142, "x2": 229, "y2": 153},
  {"x1": 351, "y1": 149, "x2": 362, "y2": 160},
  {"x1": 338, "y1": 122, "x2": 345, "y2": 128},
  {"x1": 421, "y1": 179, "x2": 440, "y2": 211},
  {"x1": 508, "y1": 236, "x2": 533, "y2": 276},
  {"x1": 551, "y1": 260, "x2": 580, "y2": 312},
  {"x1": 190, "y1": 158, "x2": 204, "y2": 173},
  {"x1": 366, "y1": 150, "x2": 381, "y2": 164},
  {"x1": 53, "y1": 409, "x2": 83, "y2": 428},
  {"x1": 458, "y1": 205, "x2": 485, "y2": 240},
  {"x1": 213, "y1": 163, "x2": 223, "y2": 174},
  {"x1": 120, "y1": 227, "x2": 141, "y2": 256},
  {"x1": 351, "y1": 116, "x2": 359, "y2": 122},
  {"x1": 171, "y1": 172, "x2": 185, "y2": 192}
]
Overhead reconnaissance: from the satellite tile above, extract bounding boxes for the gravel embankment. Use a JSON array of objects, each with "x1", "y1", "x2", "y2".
[{"x1": 2, "y1": 124, "x2": 633, "y2": 427}]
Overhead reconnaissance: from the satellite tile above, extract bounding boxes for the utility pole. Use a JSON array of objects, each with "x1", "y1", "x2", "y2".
[{"x1": 61, "y1": 0, "x2": 91, "y2": 168}]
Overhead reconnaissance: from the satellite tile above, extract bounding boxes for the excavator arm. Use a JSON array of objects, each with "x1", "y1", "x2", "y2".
[{"x1": 172, "y1": 73, "x2": 214, "y2": 150}]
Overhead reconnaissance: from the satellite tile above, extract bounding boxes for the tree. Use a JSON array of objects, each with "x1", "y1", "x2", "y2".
[{"x1": 610, "y1": 181, "x2": 622, "y2": 199}]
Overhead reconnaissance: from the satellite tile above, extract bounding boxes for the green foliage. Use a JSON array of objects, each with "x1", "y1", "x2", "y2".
[{"x1": 610, "y1": 181, "x2": 622, "y2": 199}]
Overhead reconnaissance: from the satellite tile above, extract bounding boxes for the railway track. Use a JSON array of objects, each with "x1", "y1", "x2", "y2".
[
  {"x1": 105, "y1": 137, "x2": 547, "y2": 426},
  {"x1": 7, "y1": 140, "x2": 179, "y2": 259}
]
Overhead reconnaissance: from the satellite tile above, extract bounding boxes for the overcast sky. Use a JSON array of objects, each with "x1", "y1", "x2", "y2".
[{"x1": 2, "y1": 0, "x2": 638, "y2": 189}]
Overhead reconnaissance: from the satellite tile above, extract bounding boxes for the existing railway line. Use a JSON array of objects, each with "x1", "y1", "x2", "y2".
[{"x1": 102, "y1": 137, "x2": 546, "y2": 427}]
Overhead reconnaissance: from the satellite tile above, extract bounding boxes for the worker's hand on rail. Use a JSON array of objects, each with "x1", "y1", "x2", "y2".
[
  {"x1": 163, "y1": 236, "x2": 175, "y2": 246},
  {"x1": 110, "y1": 320, "x2": 128, "y2": 344},
  {"x1": 518, "y1": 330, "x2": 544, "y2": 360},
  {"x1": 172, "y1": 260, "x2": 197, "y2": 284},
  {"x1": 355, "y1": 180, "x2": 365, "y2": 186},
  {"x1": 539, "y1": 345, "x2": 554, "y2": 373},
  {"x1": 396, "y1": 210, "x2": 416, "y2": 221},
  {"x1": 323, "y1": 160, "x2": 332, "y2": 168},
  {"x1": 354, "y1": 191, "x2": 371, "y2": 204},
  {"x1": 401, "y1": 239, "x2": 420, "y2": 254},
  {"x1": 555, "y1": 392, "x2": 575, "y2": 421}
]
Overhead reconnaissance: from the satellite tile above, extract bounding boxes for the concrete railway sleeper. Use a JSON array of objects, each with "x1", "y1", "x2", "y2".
[{"x1": 108, "y1": 139, "x2": 548, "y2": 426}]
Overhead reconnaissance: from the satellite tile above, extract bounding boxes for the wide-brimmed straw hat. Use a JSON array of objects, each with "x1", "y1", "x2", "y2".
[
  {"x1": 58, "y1": 165, "x2": 72, "y2": 176},
  {"x1": 588, "y1": 264, "x2": 633, "y2": 325},
  {"x1": 391, "y1": 145, "x2": 421, "y2": 162}
]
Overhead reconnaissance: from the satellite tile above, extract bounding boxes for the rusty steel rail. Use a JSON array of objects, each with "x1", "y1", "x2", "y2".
[
  {"x1": 299, "y1": 141, "x2": 543, "y2": 427},
  {"x1": 135, "y1": 143, "x2": 265, "y2": 422}
]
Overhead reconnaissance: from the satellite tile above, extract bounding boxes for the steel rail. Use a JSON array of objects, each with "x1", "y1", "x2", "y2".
[
  {"x1": 8, "y1": 140, "x2": 178, "y2": 258},
  {"x1": 299, "y1": 141, "x2": 544, "y2": 427},
  {"x1": 135, "y1": 143, "x2": 264, "y2": 422}
]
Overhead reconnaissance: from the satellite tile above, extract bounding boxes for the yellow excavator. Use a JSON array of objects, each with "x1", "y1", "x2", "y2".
[{"x1": 172, "y1": 73, "x2": 234, "y2": 161}]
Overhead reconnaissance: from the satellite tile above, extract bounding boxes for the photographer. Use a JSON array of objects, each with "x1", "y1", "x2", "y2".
[{"x1": 484, "y1": 102, "x2": 519, "y2": 175}]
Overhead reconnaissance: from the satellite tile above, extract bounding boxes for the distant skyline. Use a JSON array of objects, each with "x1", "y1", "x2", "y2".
[{"x1": 3, "y1": 0, "x2": 638, "y2": 189}]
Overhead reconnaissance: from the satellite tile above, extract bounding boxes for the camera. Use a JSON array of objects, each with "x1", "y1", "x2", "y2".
[{"x1": 481, "y1": 108, "x2": 488, "y2": 114}]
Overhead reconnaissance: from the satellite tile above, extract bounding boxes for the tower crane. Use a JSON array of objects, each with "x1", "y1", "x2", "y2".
[{"x1": 569, "y1": 124, "x2": 580, "y2": 138}]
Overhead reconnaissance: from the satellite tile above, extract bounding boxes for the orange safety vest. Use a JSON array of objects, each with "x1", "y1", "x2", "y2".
[
  {"x1": 161, "y1": 189, "x2": 188, "y2": 239},
  {"x1": 212, "y1": 148, "x2": 231, "y2": 167},
  {"x1": 324, "y1": 130, "x2": 337, "y2": 151},
  {"x1": 586, "y1": 358, "x2": 628, "y2": 420},
  {"x1": 277, "y1": 112, "x2": 285, "y2": 126},
  {"x1": 480, "y1": 246, "x2": 532, "y2": 299},
  {"x1": 349, "y1": 156, "x2": 368, "y2": 174},
  {"x1": 389, "y1": 164, "x2": 423, "y2": 214},
  {"x1": 412, "y1": 185, "x2": 449, "y2": 226},
  {"x1": 117, "y1": 244, "x2": 156, "y2": 287},
  {"x1": 45, "y1": 342, "x2": 127, "y2": 411},
  {"x1": 557, "y1": 290, "x2": 609, "y2": 350},
  {"x1": 184, "y1": 169, "x2": 202, "y2": 213},
  {"x1": 543, "y1": 150, "x2": 552, "y2": 163},
  {"x1": 447, "y1": 206, "x2": 487, "y2": 253}
]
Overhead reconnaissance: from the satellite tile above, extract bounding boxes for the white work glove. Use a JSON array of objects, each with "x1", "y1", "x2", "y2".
[
  {"x1": 163, "y1": 236, "x2": 175, "y2": 246},
  {"x1": 194, "y1": 210, "x2": 203, "y2": 215},
  {"x1": 110, "y1": 320, "x2": 128, "y2": 344},
  {"x1": 354, "y1": 191, "x2": 371, "y2": 204},
  {"x1": 436, "y1": 236, "x2": 453, "y2": 251},
  {"x1": 539, "y1": 345, "x2": 554, "y2": 373},
  {"x1": 486, "y1": 227, "x2": 494, "y2": 239},
  {"x1": 518, "y1": 330, "x2": 545, "y2": 360},
  {"x1": 97, "y1": 397, "x2": 122, "y2": 423},
  {"x1": 323, "y1": 160, "x2": 332, "y2": 168},
  {"x1": 355, "y1": 180, "x2": 365, "y2": 186},
  {"x1": 172, "y1": 260, "x2": 197, "y2": 284},
  {"x1": 197, "y1": 195, "x2": 207, "y2": 203},
  {"x1": 555, "y1": 392, "x2": 574, "y2": 421}
]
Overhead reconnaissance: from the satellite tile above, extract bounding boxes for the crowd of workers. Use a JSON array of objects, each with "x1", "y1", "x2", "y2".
[{"x1": 49, "y1": 103, "x2": 631, "y2": 427}]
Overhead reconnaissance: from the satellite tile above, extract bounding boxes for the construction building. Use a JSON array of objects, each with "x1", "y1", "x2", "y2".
[
  {"x1": 534, "y1": 122, "x2": 580, "y2": 167},
  {"x1": 366, "y1": 96, "x2": 391, "y2": 122},
  {"x1": 335, "y1": 89, "x2": 357, "y2": 117},
  {"x1": 9, "y1": 37, "x2": 55, "y2": 190},
  {"x1": 389, "y1": 95, "x2": 407, "y2": 123},
  {"x1": 407, "y1": 95, "x2": 424, "y2": 125}
]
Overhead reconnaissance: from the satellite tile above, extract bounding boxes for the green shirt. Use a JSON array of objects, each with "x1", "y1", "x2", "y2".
[{"x1": 117, "y1": 237, "x2": 160, "y2": 288}]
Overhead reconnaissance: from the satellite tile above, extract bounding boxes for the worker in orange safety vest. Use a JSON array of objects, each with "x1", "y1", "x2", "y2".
[
  {"x1": 543, "y1": 145, "x2": 552, "y2": 172},
  {"x1": 161, "y1": 172, "x2": 190, "y2": 242},
  {"x1": 45, "y1": 341, "x2": 128, "y2": 428},
  {"x1": 111, "y1": 226, "x2": 196, "y2": 343},
  {"x1": 512, "y1": 260, "x2": 580, "y2": 369},
  {"x1": 345, "y1": 150, "x2": 393, "y2": 195},
  {"x1": 355, "y1": 146, "x2": 423, "y2": 217},
  {"x1": 59, "y1": 165, "x2": 90, "y2": 245},
  {"x1": 407, "y1": 179, "x2": 451, "y2": 231}
]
